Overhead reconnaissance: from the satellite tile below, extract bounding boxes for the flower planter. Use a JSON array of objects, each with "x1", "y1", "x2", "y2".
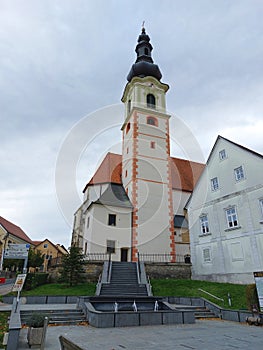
[{"x1": 27, "y1": 326, "x2": 44, "y2": 347}]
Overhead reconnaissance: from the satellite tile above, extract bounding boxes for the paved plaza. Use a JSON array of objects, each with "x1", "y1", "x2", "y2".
[{"x1": 17, "y1": 319, "x2": 262, "y2": 350}]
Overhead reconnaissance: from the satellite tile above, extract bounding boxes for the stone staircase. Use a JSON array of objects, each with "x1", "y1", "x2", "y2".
[
  {"x1": 99, "y1": 262, "x2": 149, "y2": 297},
  {"x1": 174, "y1": 305, "x2": 219, "y2": 319},
  {"x1": 20, "y1": 308, "x2": 86, "y2": 326}
]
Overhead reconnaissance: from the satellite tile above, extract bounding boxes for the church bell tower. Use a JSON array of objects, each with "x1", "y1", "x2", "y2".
[{"x1": 121, "y1": 27, "x2": 175, "y2": 262}]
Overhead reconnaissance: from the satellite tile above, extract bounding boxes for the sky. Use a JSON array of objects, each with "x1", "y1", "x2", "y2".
[{"x1": 1, "y1": 0, "x2": 263, "y2": 248}]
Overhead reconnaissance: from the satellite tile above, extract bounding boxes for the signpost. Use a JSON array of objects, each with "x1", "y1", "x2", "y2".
[{"x1": 254, "y1": 271, "x2": 263, "y2": 312}]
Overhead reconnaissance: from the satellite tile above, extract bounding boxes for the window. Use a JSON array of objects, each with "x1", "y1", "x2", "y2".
[
  {"x1": 108, "y1": 214, "x2": 116, "y2": 226},
  {"x1": 147, "y1": 94, "x2": 156, "y2": 109},
  {"x1": 144, "y1": 47, "x2": 149, "y2": 55},
  {"x1": 219, "y1": 149, "x2": 227, "y2": 160},
  {"x1": 43, "y1": 244, "x2": 48, "y2": 248},
  {"x1": 126, "y1": 147, "x2": 129, "y2": 154},
  {"x1": 125, "y1": 170, "x2": 128, "y2": 177},
  {"x1": 126, "y1": 122, "x2": 130, "y2": 134},
  {"x1": 203, "y1": 248, "x2": 211, "y2": 263},
  {"x1": 234, "y1": 166, "x2": 244, "y2": 182},
  {"x1": 259, "y1": 199, "x2": 263, "y2": 219},
  {"x1": 200, "y1": 215, "x2": 210, "y2": 234},
  {"x1": 150, "y1": 141, "x2": 155, "y2": 149},
  {"x1": 128, "y1": 100, "x2": 131, "y2": 114},
  {"x1": 225, "y1": 207, "x2": 239, "y2": 228},
  {"x1": 86, "y1": 217, "x2": 90, "y2": 228},
  {"x1": 147, "y1": 116, "x2": 158, "y2": 126},
  {"x1": 106, "y1": 240, "x2": 115, "y2": 254},
  {"x1": 211, "y1": 177, "x2": 219, "y2": 191}
]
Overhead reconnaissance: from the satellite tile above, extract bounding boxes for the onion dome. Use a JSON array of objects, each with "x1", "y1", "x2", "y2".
[{"x1": 127, "y1": 27, "x2": 162, "y2": 82}]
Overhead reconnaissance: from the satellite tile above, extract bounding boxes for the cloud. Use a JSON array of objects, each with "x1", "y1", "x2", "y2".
[{"x1": 1, "y1": 0, "x2": 262, "y2": 247}]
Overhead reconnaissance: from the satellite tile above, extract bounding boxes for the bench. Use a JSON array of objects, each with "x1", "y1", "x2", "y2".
[{"x1": 59, "y1": 335, "x2": 86, "y2": 350}]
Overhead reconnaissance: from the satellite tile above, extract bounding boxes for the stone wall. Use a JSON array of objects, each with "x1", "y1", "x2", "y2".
[
  {"x1": 145, "y1": 263, "x2": 191, "y2": 280},
  {"x1": 48, "y1": 261, "x2": 190, "y2": 283},
  {"x1": 84, "y1": 261, "x2": 104, "y2": 282}
]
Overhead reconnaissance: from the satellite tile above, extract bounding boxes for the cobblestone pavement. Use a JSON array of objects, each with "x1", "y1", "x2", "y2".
[{"x1": 18, "y1": 319, "x2": 263, "y2": 350}]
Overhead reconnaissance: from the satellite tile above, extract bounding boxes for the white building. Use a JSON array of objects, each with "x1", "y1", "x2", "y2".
[
  {"x1": 187, "y1": 136, "x2": 263, "y2": 284},
  {"x1": 72, "y1": 28, "x2": 204, "y2": 262}
]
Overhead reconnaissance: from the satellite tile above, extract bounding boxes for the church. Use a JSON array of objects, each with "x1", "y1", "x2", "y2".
[{"x1": 71, "y1": 27, "x2": 205, "y2": 262}]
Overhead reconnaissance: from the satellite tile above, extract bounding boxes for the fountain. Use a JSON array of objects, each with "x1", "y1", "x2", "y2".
[
  {"x1": 81, "y1": 296, "x2": 196, "y2": 328},
  {"x1": 132, "y1": 300, "x2": 137, "y2": 312},
  {"x1": 114, "y1": 302, "x2": 118, "y2": 312}
]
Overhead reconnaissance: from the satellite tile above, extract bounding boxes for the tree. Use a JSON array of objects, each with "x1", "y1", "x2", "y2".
[
  {"x1": 27, "y1": 248, "x2": 44, "y2": 270},
  {"x1": 59, "y1": 246, "x2": 86, "y2": 286}
]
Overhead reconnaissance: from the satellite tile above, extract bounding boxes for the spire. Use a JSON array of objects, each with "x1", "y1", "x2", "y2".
[{"x1": 127, "y1": 27, "x2": 162, "y2": 82}]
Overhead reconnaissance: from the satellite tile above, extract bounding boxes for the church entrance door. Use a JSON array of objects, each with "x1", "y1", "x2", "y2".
[{"x1": 121, "y1": 248, "x2": 128, "y2": 262}]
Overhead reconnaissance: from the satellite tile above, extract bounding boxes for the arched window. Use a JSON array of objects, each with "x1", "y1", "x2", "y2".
[
  {"x1": 147, "y1": 116, "x2": 158, "y2": 127},
  {"x1": 126, "y1": 122, "x2": 131, "y2": 134},
  {"x1": 147, "y1": 94, "x2": 156, "y2": 109},
  {"x1": 128, "y1": 100, "x2": 131, "y2": 114},
  {"x1": 144, "y1": 47, "x2": 149, "y2": 55}
]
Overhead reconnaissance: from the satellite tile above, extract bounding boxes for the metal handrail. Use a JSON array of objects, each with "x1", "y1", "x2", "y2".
[
  {"x1": 107, "y1": 253, "x2": 112, "y2": 283},
  {"x1": 198, "y1": 288, "x2": 224, "y2": 302},
  {"x1": 137, "y1": 252, "x2": 141, "y2": 284}
]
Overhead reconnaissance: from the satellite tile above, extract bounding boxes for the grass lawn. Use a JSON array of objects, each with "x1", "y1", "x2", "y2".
[
  {"x1": 19, "y1": 279, "x2": 249, "y2": 310},
  {"x1": 151, "y1": 279, "x2": 248, "y2": 310},
  {"x1": 21, "y1": 282, "x2": 96, "y2": 296},
  {"x1": 0, "y1": 311, "x2": 9, "y2": 347}
]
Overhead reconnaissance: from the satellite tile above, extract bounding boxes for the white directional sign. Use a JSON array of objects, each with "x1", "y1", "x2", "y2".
[{"x1": 4, "y1": 244, "x2": 30, "y2": 259}]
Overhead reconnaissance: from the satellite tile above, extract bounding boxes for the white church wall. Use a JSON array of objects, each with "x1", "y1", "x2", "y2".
[
  {"x1": 84, "y1": 204, "x2": 132, "y2": 261},
  {"x1": 172, "y1": 190, "x2": 190, "y2": 215}
]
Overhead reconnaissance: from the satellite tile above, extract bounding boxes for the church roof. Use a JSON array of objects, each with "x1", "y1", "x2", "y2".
[
  {"x1": 170, "y1": 158, "x2": 205, "y2": 192},
  {"x1": 0, "y1": 216, "x2": 33, "y2": 244},
  {"x1": 83, "y1": 153, "x2": 122, "y2": 192},
  {"x1": 94, "y1": 184, "x2": 133, "y2": 209},
  {"x1": 83, "y1": 152, "x2": 205, "y2": 193}
]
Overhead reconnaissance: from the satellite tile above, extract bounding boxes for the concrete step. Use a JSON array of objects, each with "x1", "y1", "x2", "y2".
[{"x1": 20, "y1": 309, "x2": 86, "y2": 325}]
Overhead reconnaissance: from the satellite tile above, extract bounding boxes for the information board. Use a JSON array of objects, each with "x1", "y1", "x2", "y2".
[
  {"x1": 4, "y1": 244, "x2": 30, "y2": 259},
  {"x1": 254, "y1": 271, "x2": 263, "y2": 312}
]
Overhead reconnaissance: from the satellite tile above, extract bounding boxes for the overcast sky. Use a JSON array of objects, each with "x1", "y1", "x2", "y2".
[{"x1": 1, "y1": 0, "x2": 262, "y2": 248}]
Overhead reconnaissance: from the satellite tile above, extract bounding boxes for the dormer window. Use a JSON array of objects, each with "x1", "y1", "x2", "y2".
[
  {"x1": 147, "y1": 94, "x2": 156, "y2": 109},
  {"x1": 147, "y1": 116, "x2": 158, "y2": 127}
]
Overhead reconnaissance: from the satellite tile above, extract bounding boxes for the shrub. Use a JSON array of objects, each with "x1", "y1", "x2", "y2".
[
  {"x1": 24, "y1": 273, "x2": 48, "y2": 290},
  {"x1": 27, "y1": 313, "x2": 47, "y2": 328}
]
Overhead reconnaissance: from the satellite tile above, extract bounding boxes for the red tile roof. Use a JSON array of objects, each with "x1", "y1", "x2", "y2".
[
  {"x1": 170, "y1": 157, "x2": 205, "y2": 192},
  {"x1": 83, "y1": 153, "x2": 122, "y2": 192},
  {"x1": 0, "y1": 216, "x2": 33, "y2": 244},
  {"x1": 83, "y1": 152, "x2": 205, "y2": 193}
]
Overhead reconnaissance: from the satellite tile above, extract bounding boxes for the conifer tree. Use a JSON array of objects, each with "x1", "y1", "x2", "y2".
[{"x1": 59, "y1": 246, "x2": 86, "y2": 286}]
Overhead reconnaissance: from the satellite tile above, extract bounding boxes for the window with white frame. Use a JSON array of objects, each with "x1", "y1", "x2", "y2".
[
  {"x1": 106, "y1": 240, "x2": 115, "y2": 254},
  {"x1": 211, "y1": 177, "x2": 219, "y2": 191},
  {"x1": 203, "y1": 248, "x2": 211, "y2": 263},
  {"x1": 234, "y1": 166, "x2": 244, "y2": 182},
  {"x1": 225, "y1": 206, "x2": 239, "y2": 228},
  {"x1": 200, "y1": 215, "x2": 210, "y2": 235},
  {"x1": 219, "y1": 149, "x2": 227, "y2": 160}
]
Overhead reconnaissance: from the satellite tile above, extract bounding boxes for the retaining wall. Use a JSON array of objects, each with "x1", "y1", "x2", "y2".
[{"x1": 145, "y1": 263, "x2": 191, "y2": 279}]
